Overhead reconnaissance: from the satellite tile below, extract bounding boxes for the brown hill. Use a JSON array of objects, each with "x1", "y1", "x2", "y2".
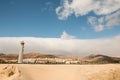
[
  {"x1": 0, "y1": 53, "x2": 120, "y2": 64},
  {"x1": 0, "y1": 54, "x2": 18, "y2": 60},
  {"x1": 83, "y1": 54, "x2": 120, "y2": 63},
  {"x1": 24, "y1": 52, "x2": 57, "y2": 58},
  {"x1": 0, "y1": 52, "x2": 57, "y2": 60}
]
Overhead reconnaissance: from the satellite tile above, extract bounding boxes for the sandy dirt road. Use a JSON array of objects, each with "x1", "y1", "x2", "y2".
[{"x1": 0, "y1": 64, "x2": 120, "y2": 80}]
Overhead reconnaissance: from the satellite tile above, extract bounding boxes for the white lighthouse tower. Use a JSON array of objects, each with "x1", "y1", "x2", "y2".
[{"x1": 18, "y1": 41, "x2": 25, "y2": 63}]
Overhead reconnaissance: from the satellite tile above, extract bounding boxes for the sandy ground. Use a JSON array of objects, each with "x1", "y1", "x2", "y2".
[{"x1": 0, "y1": 64, "x2": 120, "y2": 80}]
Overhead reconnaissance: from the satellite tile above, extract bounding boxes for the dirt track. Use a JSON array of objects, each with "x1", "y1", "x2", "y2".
[{"x1": 0, "y1": 64, "x2": 120, "y2": 80}]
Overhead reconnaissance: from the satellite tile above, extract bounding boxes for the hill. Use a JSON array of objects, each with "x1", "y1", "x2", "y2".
[
  {"x1": 0, "y1": 52, "x2": 57, "y2": 60},
  {"x1": 83, "y1": 54, "x2": 120, "y2": 63},
  {"x1": 0, "y1": 53, "x2": 120, "y2": 64}
]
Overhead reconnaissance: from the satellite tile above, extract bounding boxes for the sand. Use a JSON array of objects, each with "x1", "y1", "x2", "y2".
[{"x1": 0, "y1": 64, "x2": 120, "y2": 80}]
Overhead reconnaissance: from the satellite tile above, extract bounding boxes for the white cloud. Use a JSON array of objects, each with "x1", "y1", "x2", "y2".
[
  {"x1": 105, "y1": 10, "x2": 120, "y2": 28},
  {"x1": 56, "y1": 0, "x2": 120, "y2": 31},
  {"x1": 88, "y1": 16, "x2": 104, "y2": 32},
  {"x1": 94, "y1": 25, "x2": 104, "y2": 32},
  {"x1": 0, "y1": 35, "x2": 120, "y2": 56},
  {"x1": 56, "y1": 0, "x2": 73, "y2": 20},
  {"x1": 61, "y1": 31, "x2": 75, "y2": 39},
  {"x1": 41, "y1": 2, "x2": 54, "y2": 12},
  {"x1": 88, "y1": 10, "x2": 120, "y2": 31},
  {"x1": 56, "y1": 0, "x2": 120, "y2": 19}
]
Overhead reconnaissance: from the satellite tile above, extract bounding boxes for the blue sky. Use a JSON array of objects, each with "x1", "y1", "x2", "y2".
[
  {"x1": 0, "y1": 0, "x2": 120, "y2": 55},
  {"x1": 0, "y1": 0, "x2": 120, "y2": 39}
]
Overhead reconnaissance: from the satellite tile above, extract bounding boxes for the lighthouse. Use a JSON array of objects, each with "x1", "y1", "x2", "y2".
[{"x1": 18, "y1": 41, "x2": 25, "y2": 63}]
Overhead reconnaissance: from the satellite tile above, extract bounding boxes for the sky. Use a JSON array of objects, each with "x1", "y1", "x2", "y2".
[{"x1": 0, "y1": 0, "x2": 120, "y2": 56}]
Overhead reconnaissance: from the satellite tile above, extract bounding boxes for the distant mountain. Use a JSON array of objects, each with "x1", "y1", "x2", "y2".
[
  {"x1": 83, "y1": 54, "x2": 120, "y2": 63},
  {"x1": 84, "y1": 54, "x2": 111, "y2": 60},
  {"x1": 24, "y1": 52, "x2": 57, "y2": 58},
  {"x1": 0, "y1": 53, "x2": 18, "y2": 60},
  {"x1": 0, "y1": 53, "x2": 120, "y2": 64},
  {"x1": 0, "y1": 53, "x2": 5, "y2": 56},
  {"x1": 0, "y1": 52, "x2": 57, "y2": 60}
]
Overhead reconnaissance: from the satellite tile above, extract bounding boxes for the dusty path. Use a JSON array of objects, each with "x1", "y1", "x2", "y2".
[{"x1": 0, "y1": 64, "x2": 120, "y2": 80}]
